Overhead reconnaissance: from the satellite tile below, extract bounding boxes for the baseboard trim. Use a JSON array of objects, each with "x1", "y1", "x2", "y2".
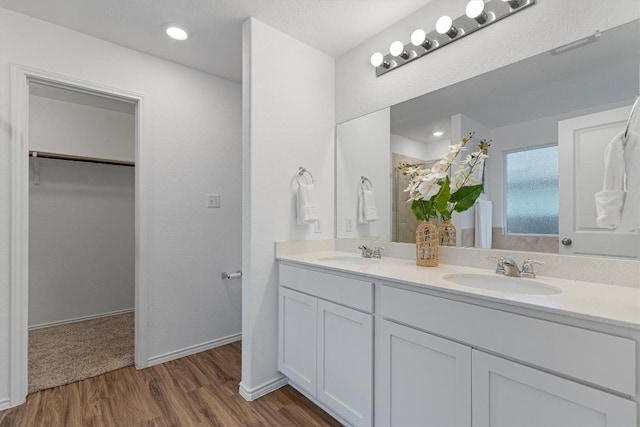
[
  {"x1": 239, "y1": 375, "x2": 288, "y2": 401},
  {"x1": 28, "y1": 308, "x2": 135, "y2": 330},
  {"x1": 145, "y1": 333, "x2": 241, "y2": 367},
  {"x1": 0, "y1": 397, "x2": 12, "y2": 411}
]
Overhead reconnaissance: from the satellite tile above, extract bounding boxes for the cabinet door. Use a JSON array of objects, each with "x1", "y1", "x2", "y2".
[
  {"x1": 472, "y1": 350, "x2": 637, "y2": 427},
  {"x1": 317, "y1": 299, "x2": 373, "y2": 427},
  {"x1": 377, "y1": 319, "x2": 471, "y2": 427},
  {"x1": 278, "y1": 287, "x2": 317, "y2": 395}
]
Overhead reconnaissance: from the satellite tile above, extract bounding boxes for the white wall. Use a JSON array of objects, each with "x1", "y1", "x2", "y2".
[
  {"x1": 29, "y1": 88, "x2": 135, "y2": 161},
  {"x1": 450, "y1": 114, "x2": 492, "y2": 234},
  {"x1": 337, "y1": 109, "x2": 390, "y2": 240},
  {"x1": 28, "y1": 91, "x2": 135, "y2": 328},
  {"x1": 391, "y1": 133, "x2": 448, "y2": 162},
  {"x1": 0, "y1": 7, "x2": 242, "y2": 405},
  {"x1": 335, "y1": 0, "x2": 639, "y2": 123},
  {"x1": 241, "y1": 18, "x2": 335, "y2": 397},
  {"x1": 29, "y1": 159, "x2": 135, "y2": 327}
]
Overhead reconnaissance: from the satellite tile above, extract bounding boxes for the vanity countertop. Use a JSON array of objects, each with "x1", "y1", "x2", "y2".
[{"x1": 277, "y1": 251, "x2": 640, "y2": 330}]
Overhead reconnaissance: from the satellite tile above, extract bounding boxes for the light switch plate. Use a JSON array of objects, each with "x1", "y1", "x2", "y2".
[{"x1": 207, "y1": 194, "x2": 221, "y2": 208}]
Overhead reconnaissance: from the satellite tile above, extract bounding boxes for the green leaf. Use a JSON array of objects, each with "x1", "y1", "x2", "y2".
[
  {"x1": 450, "y1": 184, "x2": 483, "y2": 213},
  {"x1": 433, "y1": 176, "x2": 451, "y2": 220},
  {"x1": 411, "y1": 199, "x2": 436, "y2": 221}
]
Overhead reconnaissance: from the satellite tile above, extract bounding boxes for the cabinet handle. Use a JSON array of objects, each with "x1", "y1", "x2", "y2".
[{"x1": 561, "y1": 238, "x2": 572, "y2": 246}]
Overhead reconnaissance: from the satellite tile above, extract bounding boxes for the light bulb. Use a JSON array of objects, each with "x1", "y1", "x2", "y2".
[
  {"x1": 433, "y1": 131, "x2": 444, "y2": 137},
  {"x1": 389, "y1": 41, "x2": 405, "y2": 57},
  {"x1": 436, "y1": 15, "x2": 458, "y2": 38},
  {"x1": 466, "y1": 0, "x2": 488, "y2": 24},
  {"x1": 411, "y1": 29, "x2": 426, "y2": 46},
  {"x1": 370, "y1": 52, "x2": 384, "y2": 67},
  {"x1": 163, "y1": 23, "x2": 189, "y2": 41},
  {"x1": 410, "y1": 29, "x2": 433, "y2": 50},
  {"x1": 435, "y1": 16, "x2": 453, "y2": 34}
]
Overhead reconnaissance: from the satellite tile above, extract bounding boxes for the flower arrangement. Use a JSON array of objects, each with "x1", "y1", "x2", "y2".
[{"x1": 400, "y1": 132, "x2": 490, "y2": 222}]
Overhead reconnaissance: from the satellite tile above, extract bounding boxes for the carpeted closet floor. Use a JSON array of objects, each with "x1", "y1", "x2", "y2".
[{"x1": 28, "y1": 312, "x2": 134, "y2": 394}]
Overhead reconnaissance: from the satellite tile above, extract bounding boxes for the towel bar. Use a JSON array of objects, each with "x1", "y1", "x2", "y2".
[{"x1": 221, "y1": 270, "x2": 242, "y2": 279}]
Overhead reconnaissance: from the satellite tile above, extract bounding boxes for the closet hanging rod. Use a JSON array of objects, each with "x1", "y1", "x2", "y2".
[{"x1": 28, "y1": 151, "x2": 135, "y2": 167}]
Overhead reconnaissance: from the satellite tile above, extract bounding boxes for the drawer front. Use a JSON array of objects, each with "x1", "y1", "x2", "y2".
[
  {"x1": 279, "y1": 263, "x2": 374, "y2": 312},
  {"x1": 380, "y1": 285, "x2": 636, "y2": 396}
]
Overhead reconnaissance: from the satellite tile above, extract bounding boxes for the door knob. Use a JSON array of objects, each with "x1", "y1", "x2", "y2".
[{"x1": 561, "y1": 238, "x2": 572, "y2": 246}]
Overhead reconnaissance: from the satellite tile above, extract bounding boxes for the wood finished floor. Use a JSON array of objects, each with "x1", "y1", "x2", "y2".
[{"x1": 0, "y1": 341, "x2": 342, "y2": 427}]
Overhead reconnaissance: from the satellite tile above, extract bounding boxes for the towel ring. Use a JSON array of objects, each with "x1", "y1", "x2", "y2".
[
  {"x1": 296, "y1": 166, "x2": 315, "y2": 185},
  {"x1": 361, "y1": 176, "x2": 373, "y2": 190},
  {"x1": 623, "y1": 95, "x2": 640, "y2": 141}
]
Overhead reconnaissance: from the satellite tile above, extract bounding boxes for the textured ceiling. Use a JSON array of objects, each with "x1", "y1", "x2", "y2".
[{"x1": 0, "y1": 0, "x2": 432, "y2": 83}]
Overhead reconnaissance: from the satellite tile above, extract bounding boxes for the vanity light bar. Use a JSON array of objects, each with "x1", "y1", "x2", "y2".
[{"x1": 371, "y1": 0, "x2": 536, "y2": 77}]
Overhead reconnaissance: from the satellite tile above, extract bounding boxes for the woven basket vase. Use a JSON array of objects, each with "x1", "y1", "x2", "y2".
[
  {"x1": 415, "y1": 221, "x2": 439, "y2": 267},
  {"x1": 438, "y1": 221, "x2": 457, "y2": 247}
]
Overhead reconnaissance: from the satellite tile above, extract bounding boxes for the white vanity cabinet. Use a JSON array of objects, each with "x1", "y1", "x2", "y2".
[
  {"x1": 472, "y1": 350, "x2": 637, "y2": 427},
  {"x1": 378, "y1": 284, "x2": 638, "y2": 427},
  {"x1": 278, "y1": 264, "x2": 374, "y2": 426},
  {"x1": 377, "y1": 319, "x2": 471, "y2": 427},
  {"x1": 279, "y1": 287, "x2": 318, "y2": 392},
  {"x1": 277, "y1": 260, "x2": 638, "y2": 427}
]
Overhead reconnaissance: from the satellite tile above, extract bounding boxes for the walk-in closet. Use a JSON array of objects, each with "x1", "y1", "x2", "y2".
[{"x1": 27, "y1": 82, "x2": 136, "y2": 393}]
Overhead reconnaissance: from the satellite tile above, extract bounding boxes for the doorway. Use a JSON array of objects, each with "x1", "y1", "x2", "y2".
[
  {"x1": 558, "y1": 105, "x2": 640, "y2": 259},
  {"x1": 27, "y1": 82, "x2": 135, "y2": 392},
  {"x1": 9, "y1": 66, "x2": 146, "y2": 405}
]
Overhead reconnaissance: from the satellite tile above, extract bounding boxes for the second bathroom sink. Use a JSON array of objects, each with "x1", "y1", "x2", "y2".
[{"x1": 443, "y1": 273, "x2": 562, "y2": 295}]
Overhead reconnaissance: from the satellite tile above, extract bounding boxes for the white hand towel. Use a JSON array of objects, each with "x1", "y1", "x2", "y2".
[
  {"x1": 358, "y1": 186, "x2": 377, "y2": 224},
  {"x1": 474, "y1": 200, "x2": 492, "y2": 248},
  {"x1": 619, "y1": 130, "x2": 639, "y2": 231},
  {"x1": 363, "y1": 189, "x2": 377, "y2": 222},
  {"x1": 595, "y1": 131, "x2": 627, "y2": 229},
  {"x1": 297, "y1": 183, "x2": 319, "y2": 225}
]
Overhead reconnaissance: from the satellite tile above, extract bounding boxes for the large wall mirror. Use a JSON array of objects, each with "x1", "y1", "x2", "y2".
[{"x1": 336, "y1": 19, "x2": 640, "y2": 259}]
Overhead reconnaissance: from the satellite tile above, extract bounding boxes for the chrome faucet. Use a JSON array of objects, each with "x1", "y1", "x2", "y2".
[
  {"x1": 494, "y1": 257, "x2": 546, "y2": 278},
  {"x1": 502, "y1": 258, "x2": 521, "y2": 277},
  {"x1": 520, "y1": 259, "x2": 546, "y2": 278},
  {"x1": 358, "y1": 244, "x2": 384, "y2": 259},
  {"x1": 358, "y1": 244, "x2": 370, "y2": 258},
  {"x1": 371, "y1": 247, "x2": 384, "y2": 259}
]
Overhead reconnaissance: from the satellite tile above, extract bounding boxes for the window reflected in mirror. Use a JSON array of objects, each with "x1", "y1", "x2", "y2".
[{"x1": 505, "y1": 145, "x2": 559, "y2": 235}]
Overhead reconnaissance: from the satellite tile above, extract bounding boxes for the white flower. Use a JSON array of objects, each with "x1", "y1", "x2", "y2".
[
  {"x1": 431, "y1": 160, "x2": 449, "y2": 179},
  {"x1": 418, "y1": 179, "x2": 441, "y2": 200},
  {"x1": 398, "y1": 132, "x2": 489, "y2": 212}
]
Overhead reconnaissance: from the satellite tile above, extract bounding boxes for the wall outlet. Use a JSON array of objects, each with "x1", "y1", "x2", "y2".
[
  {"x1": 346, "y1": 218, "x2": 353, "y2": 232},
  {"x1": 206, "y1": 194, "x2": 221, "y2": 208},
  {"x1": 314, "y1": 220, "x2": 322, "y2": 233}
]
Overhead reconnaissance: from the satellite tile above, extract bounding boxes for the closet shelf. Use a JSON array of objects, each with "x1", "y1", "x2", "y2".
[{"x1": 29, "y1": 151, "x2": 135, "y2": 167}]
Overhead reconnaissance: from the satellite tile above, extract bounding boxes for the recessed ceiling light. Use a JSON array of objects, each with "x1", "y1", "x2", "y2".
[
  {"x1": 433, "y1": 131, "x2": 444, "y2": 137},
  {"x1": 163, "y1": 23, "x2": 190, "y2": 41}
]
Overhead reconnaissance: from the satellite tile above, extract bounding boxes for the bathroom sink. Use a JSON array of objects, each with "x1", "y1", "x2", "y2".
[
  {"x1": 318, "y1": 256, "x2": 379, "y2": 265},
  {"x1": 443, "y1": 273, "x2": 562, "y2": 295}
]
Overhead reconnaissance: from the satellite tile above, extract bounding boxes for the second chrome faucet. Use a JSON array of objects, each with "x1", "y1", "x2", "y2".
[{"x1": 495, "y1": 256, "x2": 546, "y2": 278}]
